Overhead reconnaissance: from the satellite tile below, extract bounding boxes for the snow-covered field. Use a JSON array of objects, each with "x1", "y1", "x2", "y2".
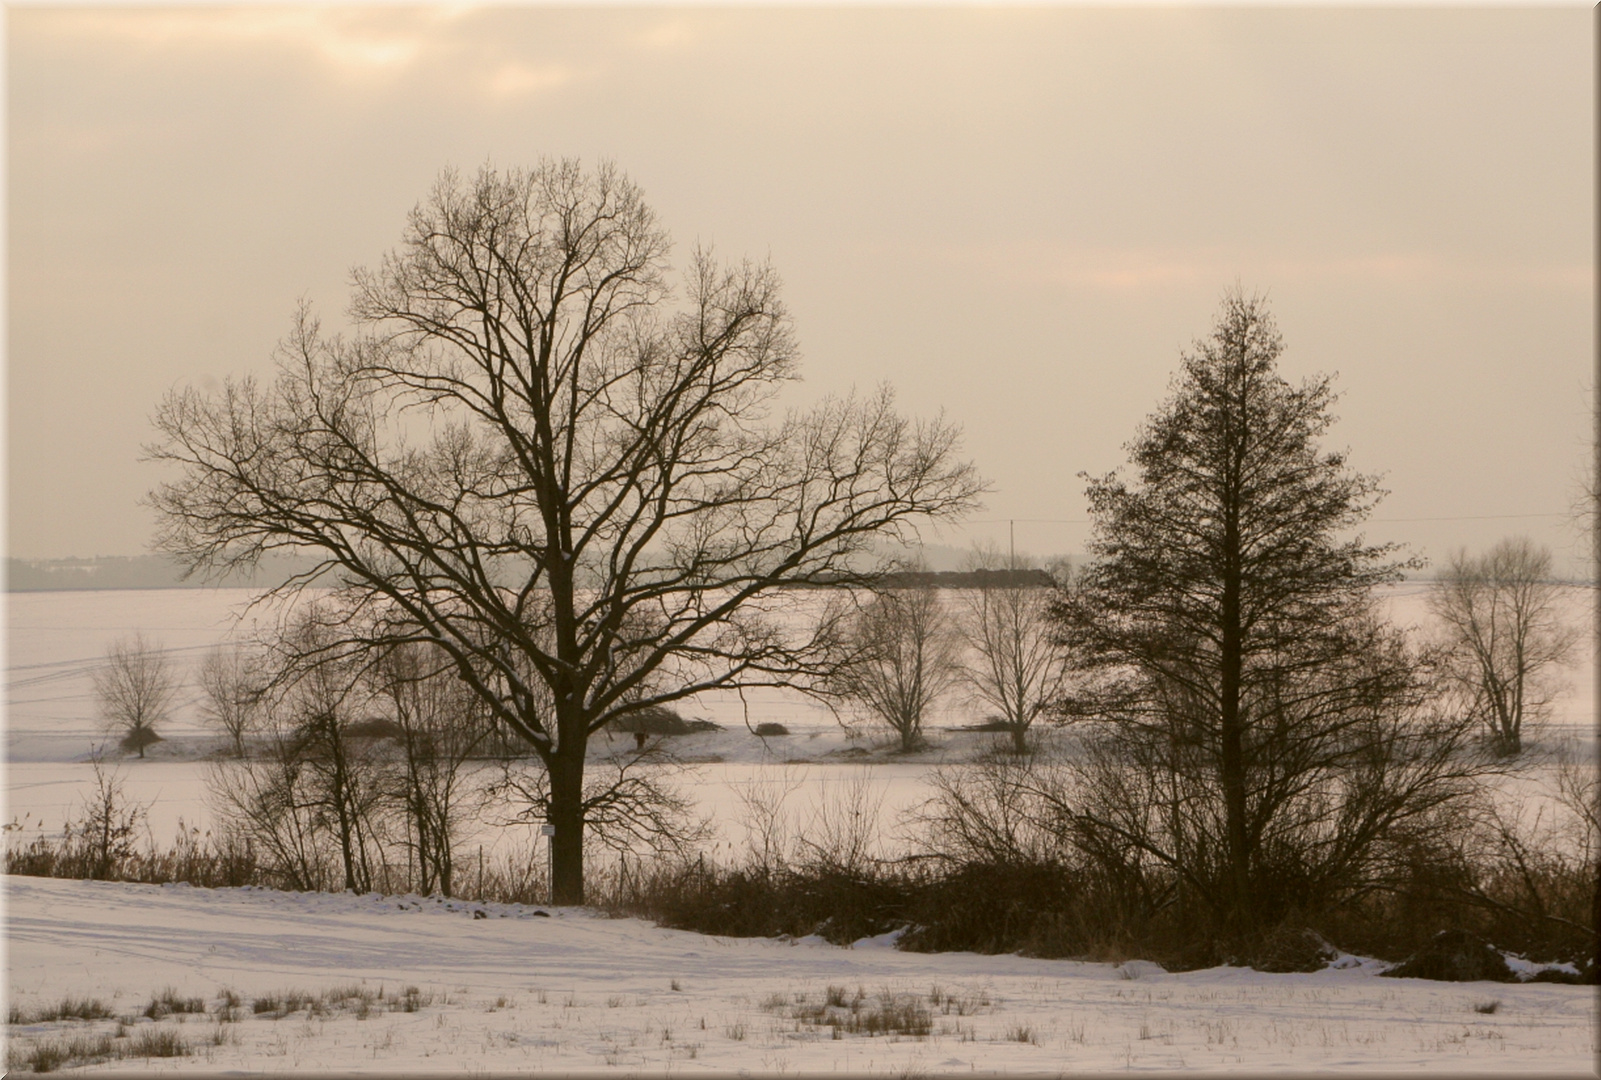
[
  {"x1": 6, "y1": 874, "x2": 1596, "y2": 1074},
  {"x1": 4, "y1": 584, "x2": 1597, "y2": 1073}
]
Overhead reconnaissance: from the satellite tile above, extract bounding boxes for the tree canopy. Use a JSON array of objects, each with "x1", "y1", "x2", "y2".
[
  {"x1": 1056, "y1": 291, "x2": 1475, "y2": 932},
  {"x1": 150, "y1": 160, "x2": 984, "y2": 902}
]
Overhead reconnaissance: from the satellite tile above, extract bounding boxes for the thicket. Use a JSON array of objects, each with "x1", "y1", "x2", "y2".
[{"x1": 592, "y1": 746, "x2": 1596, "y2": 978}]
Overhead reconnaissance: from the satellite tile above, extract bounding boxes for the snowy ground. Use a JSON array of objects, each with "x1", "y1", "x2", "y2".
[{"x1": 5, "y1": 874, "x2": 1596, "y2": 1075}]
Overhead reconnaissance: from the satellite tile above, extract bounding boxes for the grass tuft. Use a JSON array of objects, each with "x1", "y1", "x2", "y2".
[
  {"x1": 144, "y1": 987, "x2": 206, "y2": 1020},
  {"x1": 8, "y1": 997, "x2": 115, "y2": 1025},
  {"x1": 129, "y1": 1027, "x2": 190, "y2": 1058}
]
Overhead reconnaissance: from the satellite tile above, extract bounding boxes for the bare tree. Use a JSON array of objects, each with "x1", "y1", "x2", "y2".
[
  {"x1": 831, "y1": 586, "x2": 961, "y2": 752},
  {"x1": 92, "y1": 632, "x2": 177, "y2": 759},
  {"x1": 954, "y1": 549, "x2": 1068, "y2": 754},
  {"x1": 1055, "y1": 291, "x2": 1481, "y2": 935},
  {"x1": 149, "y1": 159, "x2": 984, "y2": 903},
  {"x1": 69, "y1": 752, "x2": 148, "y2": 880},
  {"x1": 1428, "y1": 538, "x2": 1580, "y2": 755},
  {"x1": 196, "y1": 645, "x2": 264, "y2": 757},
  {"x1": 208, "y1": 609, "x2": 392, "y2": 894},
  {"x1": 371, "y1": 642, "x2": 494, "y2": 897},
  {"x1": 208, "y1": 730, "x2": 339, "y2": 893}
]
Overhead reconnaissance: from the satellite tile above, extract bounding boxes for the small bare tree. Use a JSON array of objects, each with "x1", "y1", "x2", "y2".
[
  {"x1": 69, "y1": 752, "x2": 148, "y2": 879},
  {"x1": 371, "y1": 642, "x2": 493, "y2": 897},
  {"x1": 1428, "y1": 538, "x2": 1580, "y2": 755},
  {"x1": 832, "y1": 587, "x2": 961, "y2": 752},
  {"x1": 92, "y1": 632, "x2": 177, "y2": 758},
  {"x1": 209, "y1": 609, "x2": 392, "y2": 894},
  {"x1": 955, "y1": 550, "x2": 1068, "y2": 754},
  {"x1": 196, "y1": 645, "x2": 264, "y2": 757}
]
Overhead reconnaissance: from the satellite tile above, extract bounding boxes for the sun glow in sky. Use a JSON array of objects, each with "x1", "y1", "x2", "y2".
[{"x1": 7, "y1": 5, "x2": 1593, "y2": 574}]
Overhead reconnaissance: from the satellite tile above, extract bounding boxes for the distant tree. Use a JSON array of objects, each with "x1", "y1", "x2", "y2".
[
  {"x1": 150, "y1": 160, "x2": 983, "y2": 903},
  {"x1": 1428, "y1": 538, "x2": 1579, "y2": 755},
  {"x1": 93, "y1": 632, "x2": 177, "y2": 759},
  {"x1": 954, "y1": 547, "x2": 1068, "y2": 754},
  {"x1": 1056, "y1": 290, "x2": 1479, "y2": 935},
  {"x1": 832, "y1": 585, "x2": 961, "y2": 752},
  {"x1": 196, "y1": 645, "x2": 264, "y2": 757}
]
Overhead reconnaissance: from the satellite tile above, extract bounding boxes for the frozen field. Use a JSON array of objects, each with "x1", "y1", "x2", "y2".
[
  {"x1": 5, "y1": 874, "x2": 1596, "y2": 1075},
  {"x1": 4, "y1": 584, "x2": 1596, "y2": 847}
]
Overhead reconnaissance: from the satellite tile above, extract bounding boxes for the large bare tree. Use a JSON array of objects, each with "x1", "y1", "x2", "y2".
[
  {"x1": 1428, "y1": 538, "x2": 1579, "y2": 755},
  {"x1": 150, "y1": 160, "x2": 982, "y2": 903}
]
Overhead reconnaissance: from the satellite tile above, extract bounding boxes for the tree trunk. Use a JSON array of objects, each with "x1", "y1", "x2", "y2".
[
  {"x1": 549, "y1": 748, "x2": 586, "y2": 905},
  {"x1": 1220, "y1": 506, "x2": 1251, "y2": 931}
]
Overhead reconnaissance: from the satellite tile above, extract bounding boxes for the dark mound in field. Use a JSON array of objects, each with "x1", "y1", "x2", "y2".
[
  {"x1": 1251, "y1": 926, "x2": 1338, "y2": 973},
  {"x1": 1381, "y1": 929, "x2": 1515, "y2": 982},
  {"x1": 346, "y1": 717, "x2": 405, "y2": 740},
  {"x1": 608, "y1": 706, "x2": 721, "y2": 735},
  {"x1": 955, "y1": 718, "x2": 1014, "y2": 733},
  {"x1": 752, "y1": 722, "x2": 790, "y2": 736},
  {"x1": 1526, "y1": 965, "x2": 1592, "y2": 984}
]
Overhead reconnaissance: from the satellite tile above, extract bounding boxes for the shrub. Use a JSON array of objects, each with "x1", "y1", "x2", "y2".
[
  {"x1": 144, "y1": 987, "x2": 206, "y2": 1019},
  {"x1": 1380, "y1": 929, "x2": 1516, "y2": 982}
]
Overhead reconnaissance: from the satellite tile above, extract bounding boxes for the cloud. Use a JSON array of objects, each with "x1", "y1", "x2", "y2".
[
  {"x1": 906, "y1": 241, "x2": 1593, "y2": 295},
  {"x1": 481, "y1": 62, "x2": 579, "y2": 100},
  {"x1": 33, "y1": 7, "x2": 461, "y2": 78}
]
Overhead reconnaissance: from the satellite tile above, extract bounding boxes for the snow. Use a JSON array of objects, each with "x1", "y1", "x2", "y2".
[{"x1": 5, "y1": 874, "x2": 1595, "y2": 1074}]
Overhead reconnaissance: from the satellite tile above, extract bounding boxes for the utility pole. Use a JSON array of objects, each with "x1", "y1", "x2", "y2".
[{"x1": 1009, "y1": 519, "x2": 1015, "y2": 569}]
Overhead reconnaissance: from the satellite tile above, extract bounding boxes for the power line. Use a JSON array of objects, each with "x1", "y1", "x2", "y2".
[{"x1": 957, "y1": 512, "x2": 1568, "y2": 527}]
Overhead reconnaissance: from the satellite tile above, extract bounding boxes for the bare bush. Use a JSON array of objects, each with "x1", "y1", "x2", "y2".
[
  {"x1": 371, "y1": 643, "x2": 494, "y2": 897},
  {"x1": 1449, "y1": 747, "x2": 1598, "y2": 962},
  {"x1": 208, "y1": 610, "x2": 391, "y2": 893}
]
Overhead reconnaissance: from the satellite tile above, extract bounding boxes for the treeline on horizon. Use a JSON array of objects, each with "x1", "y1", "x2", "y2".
[{"x1": 5, "y1": 552, "x2": 1564, "y2": 594}]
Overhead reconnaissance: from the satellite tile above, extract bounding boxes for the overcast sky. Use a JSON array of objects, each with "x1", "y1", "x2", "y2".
[{"x1": 7, "y1": 6, "x2": 1594, "y2": 574}]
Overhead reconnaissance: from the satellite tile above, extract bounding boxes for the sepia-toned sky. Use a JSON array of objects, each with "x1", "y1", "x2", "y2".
[{"x1": 7, "y1": 6, "x2": 1594, "y2": 574}]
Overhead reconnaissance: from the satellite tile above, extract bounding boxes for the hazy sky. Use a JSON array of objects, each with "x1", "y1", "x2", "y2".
[{"x1": 7, "y1": 6, "x2": 1594, "y2": 574}]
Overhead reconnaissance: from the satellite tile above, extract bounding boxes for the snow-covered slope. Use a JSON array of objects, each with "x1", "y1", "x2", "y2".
[{"x1": 5, "y1": 875, "x2": 1594, "y2": 1074}]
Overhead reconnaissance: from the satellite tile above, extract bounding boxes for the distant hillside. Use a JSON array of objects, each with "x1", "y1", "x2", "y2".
[
  {"x1": 6, "y1": 549, "x2": 1081, "y2": 593},
  {"x1": 5, "y1": 554, "x2": 328, "y2": 592}
]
